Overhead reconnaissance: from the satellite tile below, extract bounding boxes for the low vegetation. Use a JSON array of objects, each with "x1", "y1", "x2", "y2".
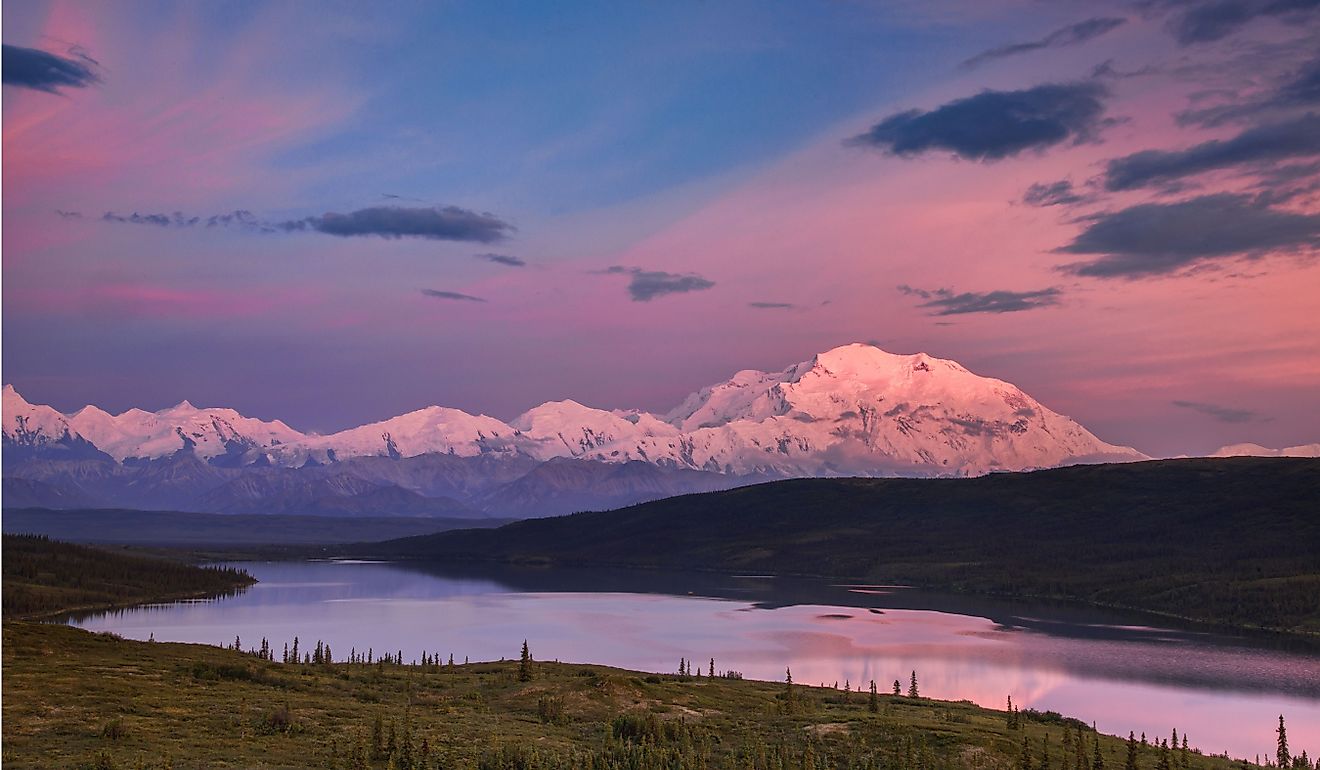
[
  {"x1": 359, "y1": 458, "x2": 1320, "y2": 637},
  {"x1": 4, "y1": 623, "x2": 1300, "y2": 769}
]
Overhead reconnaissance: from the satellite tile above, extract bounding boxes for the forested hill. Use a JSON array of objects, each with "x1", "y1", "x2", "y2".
[
  {"x1": 2, "y1": 535, "x2": 255, "y2": 619},
  {"x1": 359, "y1": 458, "x2": 1320, "y2": 637}
]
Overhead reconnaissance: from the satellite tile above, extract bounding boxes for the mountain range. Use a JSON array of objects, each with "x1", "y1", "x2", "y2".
[{"x1": 2, "y1": 343, "x2": 1146, "y2": 517}]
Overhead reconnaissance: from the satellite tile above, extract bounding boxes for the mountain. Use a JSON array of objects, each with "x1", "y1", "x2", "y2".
[
  {"x1": 2, "y1": 343, "x2": 1148, "y2": 517},
  {"x1": 1211, "y1": 442, "x2": 1320, "y2": 458},
  {"x1": 2, "y1": 386, "x2": 112, "y2": 464},
  {"x1": 353, "y1": 457, "x2": 1320, "y2": 637}
]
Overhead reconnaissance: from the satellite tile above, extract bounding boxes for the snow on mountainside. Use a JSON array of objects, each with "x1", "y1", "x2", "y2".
[
  {"x1": 2, "y1": 343, "x2": 1147, "y2": 477},
  {"x1": 65, "y1": 400, "x2": 304, "y2": 463},
  {"x1": 1, "y1": 385, "x2": 109, "y2": 463},
  {"x1": 1211, "y1": 442, "x2": 1320, "y2": 458}
]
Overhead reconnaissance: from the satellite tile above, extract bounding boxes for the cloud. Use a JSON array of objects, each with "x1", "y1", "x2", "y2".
[
  {"x1": 1022, "y1": 180, "x2": 1085, "y2": 207},
  {"x1": 748, "y1": 301, "x2": 796, "y2": 310},
  {"x1": 291, "y1": 206, "x2": 513, "y2": 242},
  {"x1": 896, "y1": 285, "x2": 1062, "y2": 315},
  {"x1": 1104, "y1": 113, "x2": 1320, "y2": 190},
  {"x1": 420, "y1": 289, "x2": 486, "y2": 303},
  {"x1": 1178, "y1": 55, "x2": 1320, "y2": 127},
  {"x1": 602, "y1": 266, "x2": 716, "y2": 302},
  {"x1": 1058, "y1": 193, "x2": 1320, "y2": 278},
  {"x1": 1172, "y1": 399, "x2": 1258, "y2": 423},
  {"x1": 847, "y1": 82, "x2": 1111, "y2": 161},
  {"x1": 1162, "y1": 0, "x2": 1320, "y2": 45},
  {"x1": 960, "y1": 17, "x2": 1126, "y2": 69},
  {"x1": 2, "y1": 44, "x2": 100, "y2": 93},
  {"x1": 474, "y1": 253, "x2": 526, "y2": 267},
  {"x1": 96, "y1": 205, "x2": 513, "y2": 243}
]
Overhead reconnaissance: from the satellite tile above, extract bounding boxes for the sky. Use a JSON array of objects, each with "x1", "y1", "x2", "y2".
[{"x1": 3, "y1": 0, "x2": 1319, "y2": 457}]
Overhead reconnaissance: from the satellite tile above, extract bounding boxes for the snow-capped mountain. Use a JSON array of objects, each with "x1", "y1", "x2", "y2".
[
  {"x1": 64, "y1": 400, "x2": 304, "y2": 464},
  {"x1": 1211, "y1": 442, "x2": 1320, "y2": 458},
  {"x1": 3, "y1": 344, "x2": 1145, "y2": 478}
]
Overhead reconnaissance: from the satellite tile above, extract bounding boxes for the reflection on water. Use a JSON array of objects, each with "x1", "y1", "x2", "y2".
[{"x1": 69, "y1": 560, "x2": 1319, "y2": 761}]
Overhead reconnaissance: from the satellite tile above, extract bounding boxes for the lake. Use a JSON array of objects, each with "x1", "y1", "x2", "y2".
[{"x1": 69, "y1": 559, "x2": 1319, "y2": 761}]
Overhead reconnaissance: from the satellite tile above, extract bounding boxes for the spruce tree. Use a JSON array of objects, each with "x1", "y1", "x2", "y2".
[
  {"x1": 869, "y1": 680, "x2": 878, "y2": 713},
  {"x1": 1277, "y1": 715, "x2": 1290, "y2": 769},
  {"x1": 1019, "y1": 736, "x2": 1033, "y2": 770},
  {"x1": 1125, "y1": 732, "x2": 1138, "y2": 770},
  {"x1": 519, "y1": 640, "x2": 532, "y2": 682},
  {"x1": 1007, "y1": 696, "x2": 1015, "y2": 728},
  {"x1": 1157, "y1": 740, "x2": 1171, "y2": 770},
  {"x1": 710, "y1": 658, "x2": 715, "y2": 678},
  {"x1": 893, "y1": 679, "x2": 901, "y2": 695},
  {"x1": 908, "y1": 670, "x2": 919, "y2": 698},
  {"x1": 1093, "y1": 734, "x2": 1105, "y2": 770}
]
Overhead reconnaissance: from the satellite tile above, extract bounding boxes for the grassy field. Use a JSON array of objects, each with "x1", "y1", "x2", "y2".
[{"x1": 2, "y1": 620, "x2": 1266, "y2": 770}]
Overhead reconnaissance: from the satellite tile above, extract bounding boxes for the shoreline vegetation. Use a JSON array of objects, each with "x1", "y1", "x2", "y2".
[
  {"x1": 1, "y1": 534, "x2": 255, "y2": 621},
  {"x1": 4, "y1": 621, "x2": 1303, "y2": 770},
  {"x1": 346, "y1": 458, "x2": 1320, "y2": 642}
]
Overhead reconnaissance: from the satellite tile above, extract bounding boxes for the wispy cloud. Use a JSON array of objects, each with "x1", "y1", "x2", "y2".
[
  {"x1": 748, "y1": 301, "x2": 796, "y2": 310},
  {"x1": 94, "y1": 205, "x2": 514, "y2": 243},
  {"x1": 420, "y1": 289, "x2": 486, "y2": 302},
  {"x1": 1172, "y1": 399, "x2": 1258, "y2": 423},
  {"x1": 960, "y1": 17, "x2": 1126, "y2": 69},
  {"x1": 897, "y1": 285, "x2": 1062, "y2": 315},
  {"x1": 2, "y1": 44, "x2": 100, "y2": 93},
  {"x1": 474, "y1": 253, "x2": 526, "y2": 267},
  {"x1": 848, "y1": 82, "x2": 1111, "y2": 161},
  {"x1": 602, "y1": 266, "x2": 715, "y2": 302},
  {"x1": 1022, "y1": 180, "x2": 1085, "y2": 207},
  {"x1": 1160, "y1": 0, "x2": 1320, "y2": 45}
]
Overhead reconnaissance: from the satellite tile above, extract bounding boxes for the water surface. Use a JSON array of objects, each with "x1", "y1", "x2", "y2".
[{"x1": 70, "y1": 560, "x2": 1320, "y2": 761}]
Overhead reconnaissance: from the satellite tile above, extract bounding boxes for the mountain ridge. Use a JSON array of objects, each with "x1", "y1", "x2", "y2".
[{"x1": 3, "y1": 343, "x2": 1145, "y2": 477}]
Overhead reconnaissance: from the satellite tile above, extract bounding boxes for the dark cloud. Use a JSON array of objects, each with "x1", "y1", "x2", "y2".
[
  {"x1": 848, "y1": 82, "x2": 1111, "y2": 161},
  {"x1": 1162, "y1": 0, "x2": 1320, "y2": 45},
  {"x1": 1058, "y1": 193, "x2": 1320, "y2": 278},
  {"x1": 897, "y1": 285, "x2": 1062, "y2": 315},
  {"x1": 2, "y1": 44, "x2": 100, "y2": 92},
  {"x1": 960, "y1": 18, "x2": 1126, "y2": 69},
  {"x1": 96, "y1": 205, "x2": 512, "y2": 243},
  {"x1": 602, "y1": 266, "x2": 715, "y2": 302},
  {"x1": 1105, "y1": 113, "x2": 1320, "y2": 190},
  {"x1": 1022, "y1": 180, "x2": 1085, "y2": 206},
  {"x1": 420, "y1": 289, "x2": 486, "y2": 303},
  {"x1": 748, "y1": 301, "x2": 796, "y2": 310},
  {"x1": 1172, "y1": 51, "x2": 1320, "y2": 128},
  {"x1": 55, "y1": 210, "x2": 83, "y2": 219},
  {"x1": 474, "y1": 253, "x2": 526, "y2": 267},
  {"x1": 289, "y1": 206, "x2": 512, "y2": 242},
  {"x1": 1172, "y1": 399, "x2": 1258, "y2": 423}
]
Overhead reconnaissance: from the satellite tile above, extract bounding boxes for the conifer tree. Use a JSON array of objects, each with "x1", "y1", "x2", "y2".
[
  {"x1": 1180, "y1": 735, "x2": 1189, "y2": 770},
  {"x1": 518, "y1": 640, "x2": 532, "y2": 682},
  {"x1": 1093, "y1": 734, "x2": 1105, "y2": 770},
  {"x1": 908, "y1": 670, "x2": 919, "y2": 698},
  {"x1": 1278, "y1": 715, "x2": 1290, "y2": 769},
  {"x1": 710, "y1": 658, "x2": 715, "y2": 678},
  {"x1": 893, "y1": 679, "x2": 901, "y2": 695},
  {"x1": 1157, "y1": 740, "x2": 1171, "y2": 770},
  {"x1": 1040, "y1": 735, "x2": 1051, "y2": 770},
  {"x1": 1125, "y1": 732, "x2": 1138, "y2": 770},
  {"x1": 1019, "y1": 736, "x2": 1033, "y2": 770},
  {"x1": 1007, "y1": 696, "x2": 1015, "y2": 728},
  {"x1": 869, "y1": 680, "x2": 878, "y2": 713}
]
